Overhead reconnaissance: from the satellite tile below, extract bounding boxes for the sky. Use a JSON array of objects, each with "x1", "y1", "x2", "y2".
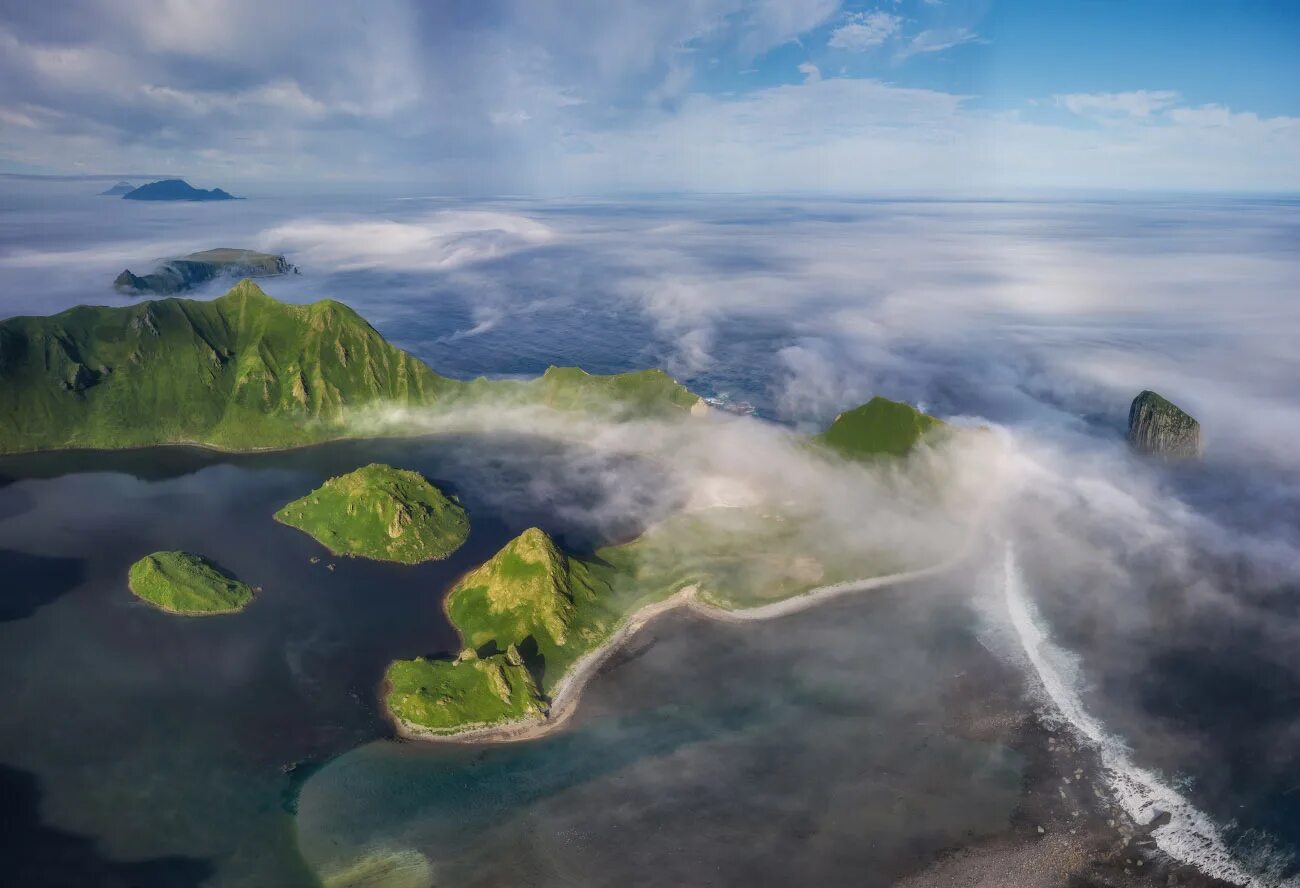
[{"x1": 0, "y1": 0, "x2": 1298, "y2": 193}]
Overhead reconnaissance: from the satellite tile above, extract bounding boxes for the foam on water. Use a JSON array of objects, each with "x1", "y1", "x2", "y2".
[{"x1": 1001, "y1": 543, "x2": 1297, "y2": 888}]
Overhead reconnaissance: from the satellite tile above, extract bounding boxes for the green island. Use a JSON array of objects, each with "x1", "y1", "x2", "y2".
[
  {"x1": 275, "y1": 463, "x2": 469, "y2": 563},
  {"x1": 0, "y1": 280, "x2": 701, "y2": 454},
  {"x1": 817, "y1": 395, "x2": 945, "y2": 459},
  {"x1": 127, "y1": 551, "x2": 254, "y2": 615},
  {"x1": 385, "y1": 397, "x2": 948, "y2": 738}
]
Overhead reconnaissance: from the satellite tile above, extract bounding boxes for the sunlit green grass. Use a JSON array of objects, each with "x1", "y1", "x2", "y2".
[
  {"x1": 275, "y1": 463, "x2": 468, "y2": 563},
  {"x1": 128, "y1": 551, "x2": 254, "y2": 615}
]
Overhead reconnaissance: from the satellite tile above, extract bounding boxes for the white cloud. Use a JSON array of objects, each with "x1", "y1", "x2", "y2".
[
  {"x1": 828, "y1": 11, "x2": 902, "y2": 51},
  {"x1": 1056, "y1": 90, "x2": 1182, "y2": 120},
  {"x1": 798, "y1": 61, "x2": 822, "y2": 84},
  {"x1": 896, "y1": 26, "x2": 980, "y2": 59},
  {"x1": 258, "y1": 211, "x2": 556, "y2": 272}
]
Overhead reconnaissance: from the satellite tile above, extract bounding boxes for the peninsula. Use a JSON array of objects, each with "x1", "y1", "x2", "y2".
[
  {"x1": 121, "y1": 179, "x2": 237, "y2": 201},
  {"x1": 114, "y1": 248, "x2": 297, "y2": 296},
  {"x1": 275, "y1": 464, "x2": 469, "y2": 563},
  {"x1": 385, "y1": 399, "x2": 951, "y2": 740},
  {"x1": 0, "y1": 280, "x2": 702, "y2": 454},
  {"x1": 128, "y1": 551, "x2": 254, "y2": 615}
]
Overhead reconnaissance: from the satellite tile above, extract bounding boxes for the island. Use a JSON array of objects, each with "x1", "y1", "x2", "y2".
[
  {"x1": 818, "y1": 395, "x2": 945, "y2": 459},
  {"x1": 0, "y1": 280, "x2": 703, "y2": 454},
  {"x1": 127, "y1": 551, "x2": 254, "y2": 615},
  {"x1": 121, "y1": 179, "x2": 237, "y2": 201},
  {"x1": 275, "y1": 463, "x2": 469, "y2": 564},
  {"x1": 1127, "y1": 390, "x2": 1202, "y2": 459},
  {"x1": 99, "y1": 181, "x2": 136, "y2": 196},
  {"x1": 114, "y1": 248, "x2": 297, "y2": 296}
]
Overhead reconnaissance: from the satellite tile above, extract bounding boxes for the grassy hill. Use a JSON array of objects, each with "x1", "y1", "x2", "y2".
[
  {"x1": 128, "y1": 551, "x2": 254, "y2": 615},
  {"x1": 0, "y1": 280, "x2": 702, "y2": 454},
  {"x1": 817, "y1": 396, "x2": 945, "y2": 459},
  {"x1": 275, "y1": 463, "x2": 469, "y2": 563},
  {"x1": 385, "y1": 645, "x2": 546, "y2": 736}
]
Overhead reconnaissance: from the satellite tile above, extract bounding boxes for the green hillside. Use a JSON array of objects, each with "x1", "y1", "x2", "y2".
[
  {"x1": 128, "y1": 551, "x2": 254, "y2": 615},
  {"x1": 0, "y1": 281, "x2": 702, "y2": 454},
  {"x1": 275, "y1": 463, "x2": 469, "y2": 563},
  {"x1": 385, "y1": 646, "x2": 545, "y2": 736},
  {"x1": 817, "y1": 396, "x2": 945, "y2": 459}
]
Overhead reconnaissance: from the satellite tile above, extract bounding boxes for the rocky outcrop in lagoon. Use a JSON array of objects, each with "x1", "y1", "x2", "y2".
[{"x1": 1127, "y1": 390, "x2": 1201, "y2": 459}]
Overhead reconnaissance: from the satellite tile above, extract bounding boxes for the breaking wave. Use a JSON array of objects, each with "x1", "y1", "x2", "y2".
[{"x1": 1002, "y1": 543, "x2": 1297, "y2": 888}]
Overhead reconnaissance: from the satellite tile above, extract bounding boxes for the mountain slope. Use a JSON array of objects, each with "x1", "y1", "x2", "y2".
[
  {"x1": 0, "y1": 280, "x2": 703, "y2": 454},
  {"x1": 0, "y1": 280, "x2": 457, "y2": 452}
]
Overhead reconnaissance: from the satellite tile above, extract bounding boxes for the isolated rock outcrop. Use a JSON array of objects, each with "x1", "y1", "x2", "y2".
[{"x1": 1127, "y1": 390, "x2": 1201, "y2": 459}]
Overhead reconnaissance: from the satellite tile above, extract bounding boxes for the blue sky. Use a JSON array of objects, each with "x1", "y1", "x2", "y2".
[{"x1": 0, "y1": 0, "x2": 1296, "y2": 193}]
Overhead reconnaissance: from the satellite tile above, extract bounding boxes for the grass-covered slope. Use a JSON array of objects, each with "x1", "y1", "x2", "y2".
[
  {"x1": 275, "y1": 463, "x2": 469, "y2": 563},
  {"x1": 446, "y1": 527, "x2": 622, "y2": 687},
  {"x1": 386, "y1": 526, "x2": 677, "y2": 735},
  {"x1": 128, "y1": 551, "x2": 253, "y2": 615},
  {"x1": 0, "y1": 280, "x2": 456, "y2": 453},
  {"x1": 385, "y1": 646, "x2": 545, "y2": 735},
  {"x1": 0, "y1": 281, "x2": 702, "y2": 455},
  {"x1": 817, "y1": 395, "x2": 945, "y2": 459}
]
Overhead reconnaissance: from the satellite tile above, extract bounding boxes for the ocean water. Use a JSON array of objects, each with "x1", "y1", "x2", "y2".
[{"x1": 1, "y1": 187, "x2": 1298, "y2": 885}]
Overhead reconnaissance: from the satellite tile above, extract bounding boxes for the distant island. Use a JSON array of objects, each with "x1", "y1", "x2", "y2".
[
  {"x1": 114, "y1": 248, "x2": 297, "y2": 296},
  {"x1": 0, "y1": 280, "x2": 703, "y2": 454},
  {"x1": 121, "y1": 179, "x2": 237, "y2": 201},
  {"x1": 99, "y1": 181, "x2": 136, "y2": 196},
  {"x1": 275, "y1": 464, "x2": 470, "y2": 564},
  {"x1": 128, "y1": 551, "x2": 254, "y2": 615}
]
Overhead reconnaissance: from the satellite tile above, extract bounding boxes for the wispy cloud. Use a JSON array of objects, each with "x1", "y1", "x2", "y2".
[
  {"x1": 1055, "y1": 90, "x2": 1182, "y2": 120},
  {"x1": 828, "y1": 11, "x2": 903, "y2": 51},
  {"x1": 895, "y1": 26, "x2": 981, "y2": 59}
]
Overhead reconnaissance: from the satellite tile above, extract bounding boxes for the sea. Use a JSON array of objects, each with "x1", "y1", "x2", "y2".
[{"x1": 1, "y1": 184, "x2": 1298, "y2": 886}]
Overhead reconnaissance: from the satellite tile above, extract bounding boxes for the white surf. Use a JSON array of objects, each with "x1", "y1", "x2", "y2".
[{"x1": 1002, "y1": 542, "x2": 1296, "y2": 888}]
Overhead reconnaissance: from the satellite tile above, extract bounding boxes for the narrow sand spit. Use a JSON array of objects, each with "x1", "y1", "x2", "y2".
[{"x1": 392, "y1": 553, "x2": 966, "y2": 745}]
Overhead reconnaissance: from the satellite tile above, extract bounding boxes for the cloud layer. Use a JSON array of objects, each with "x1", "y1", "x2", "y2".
[{"x1": 1, "y1": 1, "x2": 1297, "y2": 191}]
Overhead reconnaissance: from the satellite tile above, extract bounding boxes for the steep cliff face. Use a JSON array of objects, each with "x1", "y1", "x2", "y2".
[{"x1": 1127, "y1": 390, "x2": 1202, "y2": 459}]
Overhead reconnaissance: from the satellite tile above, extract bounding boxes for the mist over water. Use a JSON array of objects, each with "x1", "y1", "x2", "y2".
[{"x1": 2, "y1": 187, "x2": 1299, "y2": 885}]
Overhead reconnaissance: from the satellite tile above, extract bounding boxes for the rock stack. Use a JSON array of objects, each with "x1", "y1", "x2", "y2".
[{"x1": 1127, "y1": 390, "x2": 1201, "y2": 459}]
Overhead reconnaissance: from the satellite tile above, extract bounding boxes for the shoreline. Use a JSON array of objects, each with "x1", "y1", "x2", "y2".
[{"x1": 388, "y1": 553, "x2": 965, "y2": 745}]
